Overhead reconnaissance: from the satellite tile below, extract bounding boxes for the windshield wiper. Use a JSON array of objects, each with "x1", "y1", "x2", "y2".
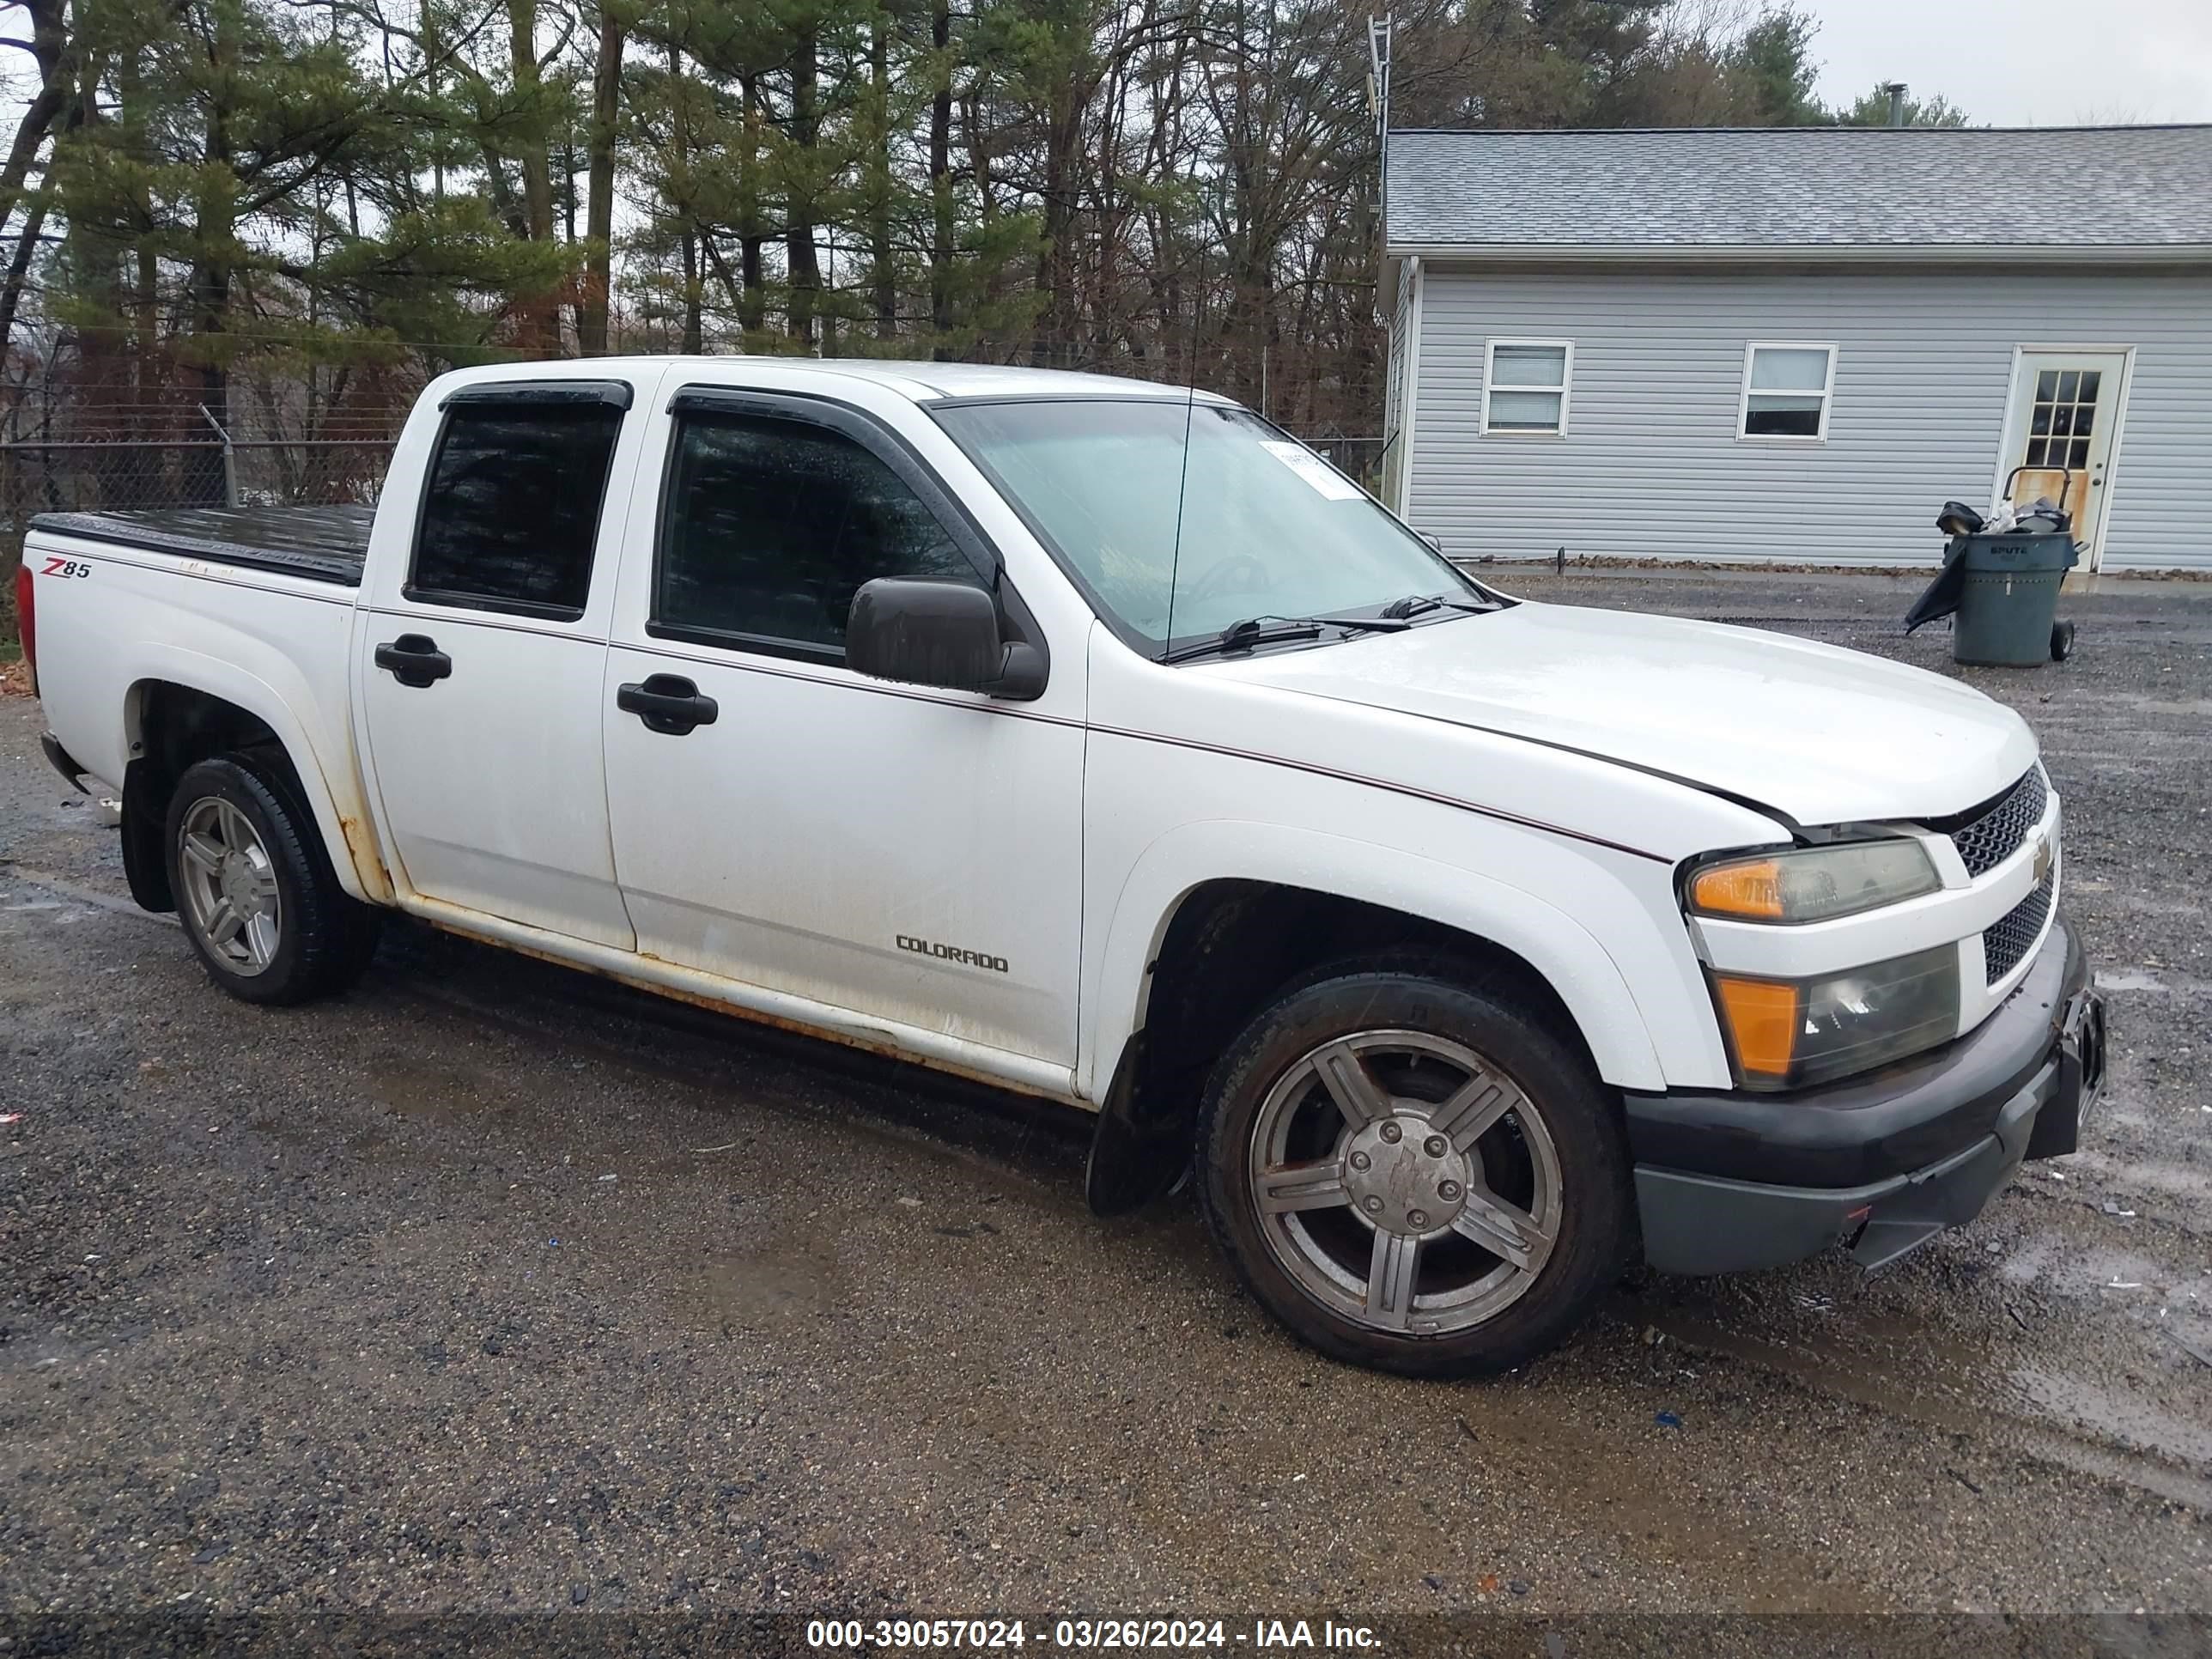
[
  {"x1": 1160, "y1": 612, "x2": 1411, "y2": 665},
  {"x1": 1379, "y1": 592, "x2": 1495, "y2": 620}
]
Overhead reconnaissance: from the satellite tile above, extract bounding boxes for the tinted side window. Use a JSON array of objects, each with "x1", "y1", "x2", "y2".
[
  {"x1": 658, "y1": 415, "x2": 981, "y2": 653},
  {"x1": 412, "y1": 404, "x2": 625, "y2": 617}
]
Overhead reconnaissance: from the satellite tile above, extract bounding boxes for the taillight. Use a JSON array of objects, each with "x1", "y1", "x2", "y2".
[{"x1": 11, "y1": 560, "x2": 30, "y2": 676}]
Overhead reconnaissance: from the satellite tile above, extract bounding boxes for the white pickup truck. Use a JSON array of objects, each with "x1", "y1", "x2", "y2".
[{"x1": 20, "y1": 356, "x2": 2106, "y2": 1375}]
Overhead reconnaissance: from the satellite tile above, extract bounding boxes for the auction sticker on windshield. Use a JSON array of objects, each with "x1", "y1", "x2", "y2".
[{"x1": 1259, "y1": 440, "x2": 1363, "y2": 501}]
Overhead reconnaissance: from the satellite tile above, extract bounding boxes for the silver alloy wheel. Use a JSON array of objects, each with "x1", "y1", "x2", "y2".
[
  {"x1": 176, "y1": 796, "x2": 283, "y2": 977},
  {"x1": 1247, "y1": 1029, "x2": 1562, "y2": 1336}
]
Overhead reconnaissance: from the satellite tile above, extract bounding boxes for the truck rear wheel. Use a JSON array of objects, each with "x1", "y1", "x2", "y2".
[
  {"x1": 1196, "y1": 967, "x2": 1630, "y2": 1376},
  {"x1": 165, "y1": 755, "x2": 380, "y2": 1006}
]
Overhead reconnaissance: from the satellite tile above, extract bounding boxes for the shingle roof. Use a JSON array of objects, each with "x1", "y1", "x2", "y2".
[{"x1": 1384, "y1": 125, "x2": 2212, "y2": 255}]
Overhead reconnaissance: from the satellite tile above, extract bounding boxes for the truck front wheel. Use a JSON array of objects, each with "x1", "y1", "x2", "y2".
[
  {"x1": 1197, "y1": 968, "x2": 1631, "y2": 1376},
  {"x1": 164, "y1": 755, "x2": 380, "y2": 1006}
]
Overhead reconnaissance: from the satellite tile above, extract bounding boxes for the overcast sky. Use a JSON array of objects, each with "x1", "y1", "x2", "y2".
[{"x1": 1797, "y1": 0, "x2": 2212, "y2": 125}]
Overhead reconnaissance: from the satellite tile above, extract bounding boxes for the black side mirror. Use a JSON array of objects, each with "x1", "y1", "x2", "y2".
[{"x1": 847, "y1": 578, "x2": 1047, "y2": 701}]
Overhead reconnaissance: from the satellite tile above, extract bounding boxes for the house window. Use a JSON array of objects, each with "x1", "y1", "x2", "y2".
[
  {"x1": 1482, "y1": 340, "x2": 1571, "y2": 435},
  {"x1": 1740, "y1": 344, "x2": 1836, "y2": 440}
]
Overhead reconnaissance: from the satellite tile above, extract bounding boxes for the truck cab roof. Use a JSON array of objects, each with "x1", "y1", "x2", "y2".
[{"x1": 434, "y1": 355, "x2": 1231, "y2": 406}]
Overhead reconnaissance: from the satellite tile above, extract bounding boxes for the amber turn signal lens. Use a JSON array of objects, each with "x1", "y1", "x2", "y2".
[
  {"x1": 1688, "y1": 859, "x2": 1785, "y2": 921},
  {"x1": 1686, "y1": 842, "x2": 1941, "y2": 926},
  {"x1": 1712, "y1": 975, "x2": 1800, "y2": 1078}
]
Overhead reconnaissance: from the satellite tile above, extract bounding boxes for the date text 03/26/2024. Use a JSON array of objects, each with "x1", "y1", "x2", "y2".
[{"x1": 805, "y1": 1620, "x2": 1382, "y2": 1650}]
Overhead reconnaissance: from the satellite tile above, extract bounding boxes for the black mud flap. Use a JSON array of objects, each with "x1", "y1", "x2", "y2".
[
  {"x1": 118, "y1": 758, "x2": 176, "y2": 913},
  {"x1": 1085, "y1": 1035, "x2": 1189, "y2": 1217}
]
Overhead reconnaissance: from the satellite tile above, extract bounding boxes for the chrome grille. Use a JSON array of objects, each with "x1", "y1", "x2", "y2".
[
  {"x1": 1984, "y1": 875, "x2": 2054, "y2": 985},
  {"x1": 1942, "y1": 767, "x2": 2049, "y2": 879}
]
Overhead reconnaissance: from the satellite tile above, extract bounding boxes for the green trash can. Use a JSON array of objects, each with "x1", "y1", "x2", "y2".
[{"x1": 1951, "y1": 530, "x2": 2080, "y2": 666}]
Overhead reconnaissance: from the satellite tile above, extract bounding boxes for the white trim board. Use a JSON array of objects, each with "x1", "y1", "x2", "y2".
[
  {"x1": 1398, "y1": 256, "x2": 1425, "y2": 519},
  {"x1": 1383, "y1": 241, "x2": 2212, "y2": 270}
]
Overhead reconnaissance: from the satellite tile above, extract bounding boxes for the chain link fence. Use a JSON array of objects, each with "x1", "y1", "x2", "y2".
[
  {"x1": 1, "y1": 438, "x2": 398, "y2": 519},
  {"x1": 2, "y1": 388, "x2": 407, "y2": 641},
  {"x1": 3, "y1": 393, "x2": 401, "y2": 509}
]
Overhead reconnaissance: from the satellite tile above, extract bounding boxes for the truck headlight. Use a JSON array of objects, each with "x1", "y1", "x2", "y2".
[
  {"x1": 1686, "y1": 840, "x2": 1939, "y2": 925},
  {"x1": 1709, "y1": 945, "x2": 1960, "y2": 1091}
]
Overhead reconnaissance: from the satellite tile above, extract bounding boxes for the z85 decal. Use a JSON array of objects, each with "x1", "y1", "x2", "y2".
[{"x1": 41, "y1": 557, "x2": 92, "y2": 579}]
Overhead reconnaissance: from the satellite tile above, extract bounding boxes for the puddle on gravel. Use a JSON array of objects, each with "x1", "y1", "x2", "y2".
[
  {"x1": 1636, "y1": 1214, "x2": 2212, "y2": 1505},
  {"x1": 1645, "y1": 1301, "x2": 2212, "y2": 1510},
  {"x1": 2105, "y1": 694, "x2": 2212, "y2": 718},
  {"x1": 2095, "y1": 968, "x2": 2212, "y2": 994},
  {"x1": 2057, "y1": 1150, "x2": 2212, "y2": 1204},
  {"x1": 366, "y1": 1052, "x2": 521, "y2": 1126},
  {"x1": 2096, "y1": 969, "x2": 2170, "y2": 992},
  {"x1": 2013, "y1": 1365, "x2": 2212, "y2": 1469},
  {"x1": 1995, "y1": 1232, "x2": 2174, "y2": 1297},
  {"x1": 667, "y1": 1244, "x2": 848, "y2": 1331}
]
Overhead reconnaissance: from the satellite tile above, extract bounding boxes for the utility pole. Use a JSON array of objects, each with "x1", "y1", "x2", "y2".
[{"x1": 1368, "y1": 15, "x2": 1393, "y2": 230}]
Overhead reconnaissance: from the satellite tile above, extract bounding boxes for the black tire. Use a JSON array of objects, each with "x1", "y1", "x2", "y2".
[
  {"x1": 2051, "y1": 620, "x2": 2076, "y2": 662},
  {"x1": 1196, "y1": 966, "x2": 1631, "y2": 1377},
  {"x1": 163, "y1": 753, "x2": 382, "y2": 1006}
]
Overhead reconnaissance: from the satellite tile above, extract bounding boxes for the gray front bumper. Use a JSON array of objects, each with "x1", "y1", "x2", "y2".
[{"x1": 1635, "y1": 921, "x2": 2103, "y2": 1276}]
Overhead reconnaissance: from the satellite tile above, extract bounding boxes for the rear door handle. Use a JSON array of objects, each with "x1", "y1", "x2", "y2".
[
  {"x1": 617, "y1": 673, "x2": 719, "y2": 736},
  {"x1": 374, "y1": 634, "x2": 452, "y2": 689}
]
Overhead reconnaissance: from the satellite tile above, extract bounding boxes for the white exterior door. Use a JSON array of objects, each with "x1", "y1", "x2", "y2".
[
  {"x1": 356, "y1": 378, "x2": 648, "y2": 949},
  {"x1": 2002, "y1": 350, "x2": 2130, "y2": 568},
  {"x1": 599, "y1": 385, "x2": 1085, "y2": 1072}
]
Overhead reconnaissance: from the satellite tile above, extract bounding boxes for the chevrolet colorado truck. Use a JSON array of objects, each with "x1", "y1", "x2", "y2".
[{"x1": 19, "y1": 357, "x2": 2106, "y2": 1376}]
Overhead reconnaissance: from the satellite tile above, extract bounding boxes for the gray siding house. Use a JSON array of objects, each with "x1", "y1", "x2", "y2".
[{"x1": 1380, "y1": 126, "x2": 2212, "y2": 573}]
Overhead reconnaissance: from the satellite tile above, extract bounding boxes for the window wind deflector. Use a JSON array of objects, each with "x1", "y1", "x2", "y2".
[
  {"x1": 441, "y1": 379, "x2": 634, "y2": 411},
  {"x1": 669, "y1": 386, "x2": 835, "y2": 421}
]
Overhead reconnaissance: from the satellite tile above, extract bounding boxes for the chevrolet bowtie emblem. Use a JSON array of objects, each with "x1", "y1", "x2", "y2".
[{"x1": 2033, "y1": 833, "x2": 2054, "y2": 884}]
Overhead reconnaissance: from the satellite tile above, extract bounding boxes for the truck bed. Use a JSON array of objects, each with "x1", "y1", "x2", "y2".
[{"x1": 32, "y1": 505, "x2": 374, "y2": 586}]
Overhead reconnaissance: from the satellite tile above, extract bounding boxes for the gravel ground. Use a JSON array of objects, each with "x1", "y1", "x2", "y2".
[{"x1": 2, "y1": 569, "x2": 2208, "y2": 1654}]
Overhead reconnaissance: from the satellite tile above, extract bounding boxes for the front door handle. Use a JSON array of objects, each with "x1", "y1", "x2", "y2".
[
  {"x1": 374, "y1": 634, "x2": 452, "y2": 689},
  {"x1": 617, "y1": 673, "x2": 719, "y2": 736}
]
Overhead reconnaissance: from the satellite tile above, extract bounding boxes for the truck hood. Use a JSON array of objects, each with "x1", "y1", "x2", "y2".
[{"x1": 1214, "y1": 602, "x2": 2037, "y2": 827}]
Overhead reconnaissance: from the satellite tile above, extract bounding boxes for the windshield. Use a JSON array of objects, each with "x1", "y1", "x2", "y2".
[{"x1": 932, "y1": 398, "x2": 1479, "y2": 653}]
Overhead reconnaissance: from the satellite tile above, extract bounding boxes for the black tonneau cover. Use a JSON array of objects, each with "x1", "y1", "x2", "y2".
[{"x1": 32, "y1": 505, "x2": 374, "y2": 586}]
